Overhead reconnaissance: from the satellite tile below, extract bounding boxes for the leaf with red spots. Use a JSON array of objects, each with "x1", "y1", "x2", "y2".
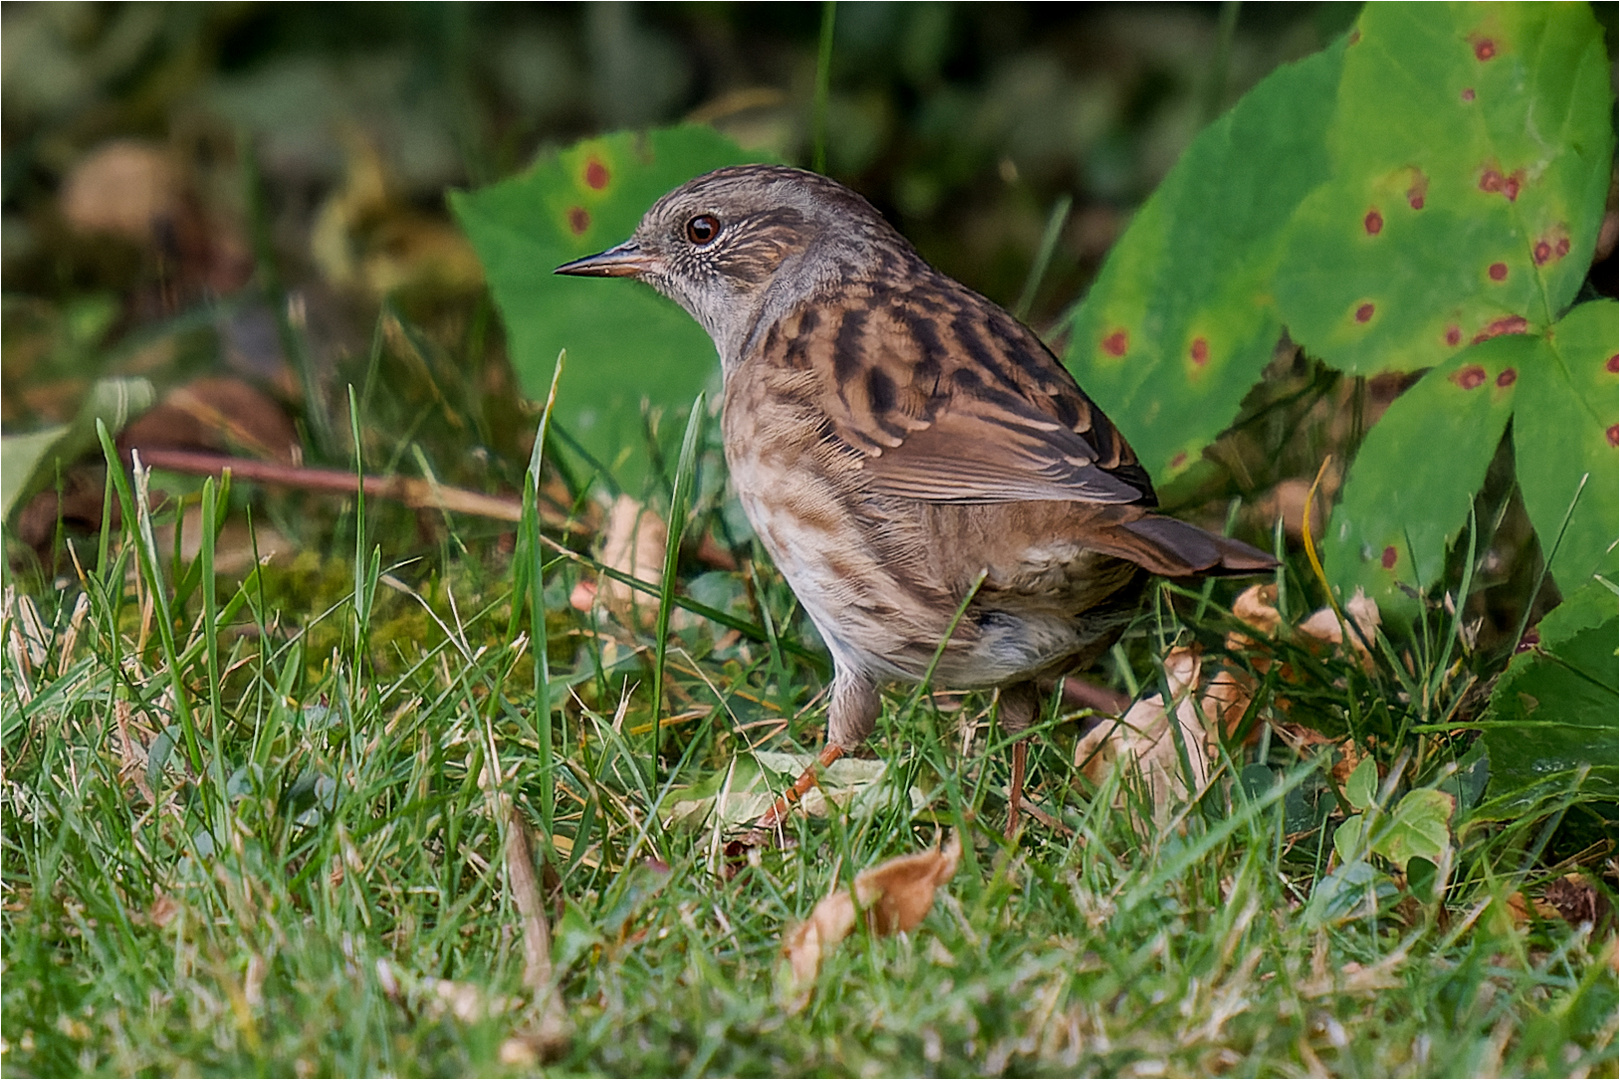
[
  {"x1": 1328, "y1": 301, "x2": 1618, "y2": 619},
  {"x1": 1512, "y1": 301, "x2": 1620, "y2": 591},
  {"x1": 450, "y1": 126, "x2": 767, "y2": 489},
  {"x1": 1275, "y1": 4, "x2": 1612, "y2": 374},
  {"x1": 1324, "y1": 336, "x2": 1524, "y2": 621},
  {"x1": 1064, "y1": 40, "x2": 1343, "y2": 479}
]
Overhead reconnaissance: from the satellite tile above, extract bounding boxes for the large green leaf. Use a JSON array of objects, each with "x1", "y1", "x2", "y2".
[
  {"x1": 1275, "y1": 4, "x2": 1613, "y2": 374},
  {"x1": 1484, "y1": 581, "x2": 1618, "y2": 803},
  {"x1": 1063, "y1": 41, "x2": 1343, "y2": 480},
  {"x1": 450, "y1": 126, "x2": 767, "y2": 490},
  {"x1": 1513, "y1": 300, "x2": 1620, "y2": 592},
  {"x1": 1324, "y1": 337, "x2": 1522, "y2": 618}
]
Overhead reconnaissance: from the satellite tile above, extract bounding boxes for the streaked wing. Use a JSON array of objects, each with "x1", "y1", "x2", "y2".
[{"x1": 772, "y1": 270, "x2": 1156, "y2": 506}]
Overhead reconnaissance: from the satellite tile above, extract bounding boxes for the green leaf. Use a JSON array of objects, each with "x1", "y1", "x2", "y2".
[
  {"x1": 1484, "y1": 581, "x2": 1618, "y2": 803},
  {"x1": 451, "y1": 126, "x2": 768, "y2": 491},
  {"x1": 1064, "y1": 41, "x2": 1343, "y2": 480},
  {"x1": 1513, "y1": 300, "x2": 1619, "y2": 592},
  {"x1": 1, "y1": 377, "x2": 155, "y2": 524},
  {"x1": 1305, "y1": 858, "x2": 1395, "y2": 926},
  {"x1": 1371, "y1": 788, "x2": 1454, "y2": 867},
  {"x1": 1275, "y1": 4, "x2": 1613, "y2": 374},
  {"x1": 1345, "y1": 754, "x2": 1378, "y2": 812},
  {"x1": 1405, "y1": 855, "x2": 1439, "y2": 902},
  {"x1": 1324, "y1": 336, "x2": 1523, "y2": 619},
  {"x1": 1333, "y1": 812, "x2": 1366, "y2": 864}
]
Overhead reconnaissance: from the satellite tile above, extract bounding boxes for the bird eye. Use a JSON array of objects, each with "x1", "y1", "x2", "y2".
[{"x1": 685, "y1": 214, "x2": 720, "y2": 245}]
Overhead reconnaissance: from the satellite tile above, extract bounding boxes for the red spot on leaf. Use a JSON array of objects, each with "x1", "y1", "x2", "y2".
[
  {"x1": 1452, "y1": 365, "x2": 1487, "y2": 390},
  {"x1": 1607, "y1": 354, "x2": 1618, "y2": 374},
  {"x1": 1406, "y1": 172, "x2": 1428, "y2": 210},
  {"x1": 1555, "y1": 237, "x2": 1570, "y2": 258},
  {"x1": 1609, "y1": 425, "x2": 1619, "y2": 448},
  {"x1": 1471, "y1": 316, "x2": 1529, "y2": 344},
  {"x1": 1171, "y1": 451, "x2": 1189, "y2": 469},
  {"x1": 568, "y1": 206, "x2": 590, "y2": 234},
  {"x1": 1479, "y1": 166, "x2": 1524, "y2": 202},
  {"x1": 1473, "y1": 37, "x2": 1496, "y2": 61},
  {"x1": 1101, "y1": 329, "x2": 1129, "y2": 357},
  {"x1": 1445, "y1": 326, "x2": 1462, "y2": 347},
  {"x1": 1488, "y1": 262, "x2": 1508, "y2": 281},
  {"x1": 1461, "y1": 87, "x2": 1476, "y2": 102},
  {"x1": 1495, "y1": 368, "x2": 1516, "y2": 388},
  {"x1": 1348, "y1": 29, "x2": 1361, "y2": 45},
  {"x1": 1355, "y1": 303, "x2": 1375, "y2": 323},
  {"x1": 1189, "y1": 338, "x2": 1209, "y2": 366},
  {"x1": 1533, "y1": 241, "x2": 1552, "y2": 265},
  {"x1": 1381, "y1": 546, "x2": 1398, "y2": 570},
  {"x1": 1364, "y1": 209, "x2": 1383, "y2": 235},
  {"x1": 584, "y1": 157, "x2": 610, "y2": 190}
]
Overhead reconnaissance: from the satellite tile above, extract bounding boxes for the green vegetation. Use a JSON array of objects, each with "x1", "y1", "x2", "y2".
[{"x1": 3, "y1": 3, "x2": 1615, "y2": 1076}]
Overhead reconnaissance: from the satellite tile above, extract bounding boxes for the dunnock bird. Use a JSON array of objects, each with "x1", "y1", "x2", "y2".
[{"x1": 557, "y1": 165, "x2": 1274, "y2": 837}]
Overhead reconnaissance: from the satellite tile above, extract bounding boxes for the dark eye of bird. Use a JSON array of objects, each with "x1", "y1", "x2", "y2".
[{"x1": 685, "y1": 214, "x2": 720, "y2": 245}]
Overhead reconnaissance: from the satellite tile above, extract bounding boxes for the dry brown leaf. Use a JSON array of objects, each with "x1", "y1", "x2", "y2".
[
  {"x1": 1227, "y1": 582, "x2": 1282, "y2": 654},
  {"x1": 120, "y1": 378, "x2": 299, "y2": 464},
  {"x1": 1252, "y1": 477, "x2": 1331, "y2": 543},
  {"x1": 779, "y1": 833, "x2": 963, "y2": 1006},
  {"x1": 1297, "y1": 588, "x2": 1382, "y2": 670},
  {"x1": 1541, "y1": 875, "x2": 1611, "y2": 929},
  {"x1": 1202, "y1": 668, "x2": 1257, "y2": 740},
  {"x1": 1073, "y1": 647, "x2": 1210, "y2": 822},
  {"x1": 572, "y1": 495, "x2": 667, "y2": 626},
  {"x1": 59, "y1": 140, "x2": 180, "y2": 242}
]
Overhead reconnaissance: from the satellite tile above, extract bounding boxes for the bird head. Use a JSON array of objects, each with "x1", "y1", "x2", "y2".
[{"x1": 555, "y1": 165, "x2": 912, "y2": 369}]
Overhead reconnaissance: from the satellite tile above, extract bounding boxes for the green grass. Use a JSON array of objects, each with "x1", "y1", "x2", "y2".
[{"x1": 2, "y1": 446, "x2": 1615, "y2": 1077}]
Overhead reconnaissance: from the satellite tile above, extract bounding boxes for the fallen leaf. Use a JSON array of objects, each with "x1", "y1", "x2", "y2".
[
  {"x1": 1227, "y1": 582, "x2": 1282, "y2": 653},
  {"x1": 1542, "y1": 874, "x2": 1612, "y2": 929},
  {"x1": 779, "y1": 833, "x2": 962, "y2": 1008},
  {"x1": 119, "y1": 378, "x2": 299, "y2": 464},
  {"x1": 1073, "y1": 646, "x2": 1210, "y2": 822},
  {"x1": 1252, "y1": 477, "x2": 1328, "y2": 543},
  {"x1": 59, "y1": 140, "x2": 180, "y2": 242},
  {"x1": 572, "y1": 495, "x2": 666, "y2": 627},
  {"x1": 1298, "y1": 588, "x2": 1382, "y2": 670}
]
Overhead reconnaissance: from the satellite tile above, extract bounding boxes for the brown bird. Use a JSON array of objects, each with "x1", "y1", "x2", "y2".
[{"x1": 557, "y1": 165, "x2": 1274, "y2": 837}]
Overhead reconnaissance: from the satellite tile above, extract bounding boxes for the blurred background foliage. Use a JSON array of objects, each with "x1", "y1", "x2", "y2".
[
  {"x1": 2, "y1": 1, "x2": 1613, "y2": 641},
  {"x1": 3, "y1": 1, "x2": 1360, "y2": 430}
]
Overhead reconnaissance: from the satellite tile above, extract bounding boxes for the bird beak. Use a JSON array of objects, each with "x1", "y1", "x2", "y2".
[{"x1": 554, "y1": 240, "x2": 658, "y2": 279}]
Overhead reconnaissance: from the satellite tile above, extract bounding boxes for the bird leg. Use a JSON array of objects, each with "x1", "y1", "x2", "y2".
[
  {"x1": 998, "y1": 683, "x2": 1039, "y2": 839},
  {"x1": 755, "y1": 742, "x2": 845, "y2": 829},
  {"x1": 752, "y1": 669, "x2": 879, "y2": 834}
]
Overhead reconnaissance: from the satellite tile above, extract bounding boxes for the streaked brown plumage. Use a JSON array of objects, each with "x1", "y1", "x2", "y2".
[{"x1": 557, "y1": 164, "x2": 1275, "y2": 836}]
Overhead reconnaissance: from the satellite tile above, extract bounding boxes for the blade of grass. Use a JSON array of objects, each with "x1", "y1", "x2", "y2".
[
  {"x1": 94, "y1": 424, "x2": 210, "y2": 807},
  {"x1": 651, "y1": 392, "x2": 706, "y2": 786},
  {"x1": 523, "y1": 350, "x2": 567, "y2": 841},
  {"x1": 811, "y1": 0, "x2": 837, "y2": 173},
  {"x1": 1013, "y1": 194, "x2": 1072, "y2": 321}
]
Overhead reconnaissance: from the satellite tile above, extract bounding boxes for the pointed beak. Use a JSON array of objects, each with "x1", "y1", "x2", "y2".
[{"x1": 554, "y1": 240, "x2": 659, "y2": 278}]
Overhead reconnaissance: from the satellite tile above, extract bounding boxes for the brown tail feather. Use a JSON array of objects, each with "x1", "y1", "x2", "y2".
[{"x1": 1091, "y1": 514, "x2": 1277, "y2": 578}]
